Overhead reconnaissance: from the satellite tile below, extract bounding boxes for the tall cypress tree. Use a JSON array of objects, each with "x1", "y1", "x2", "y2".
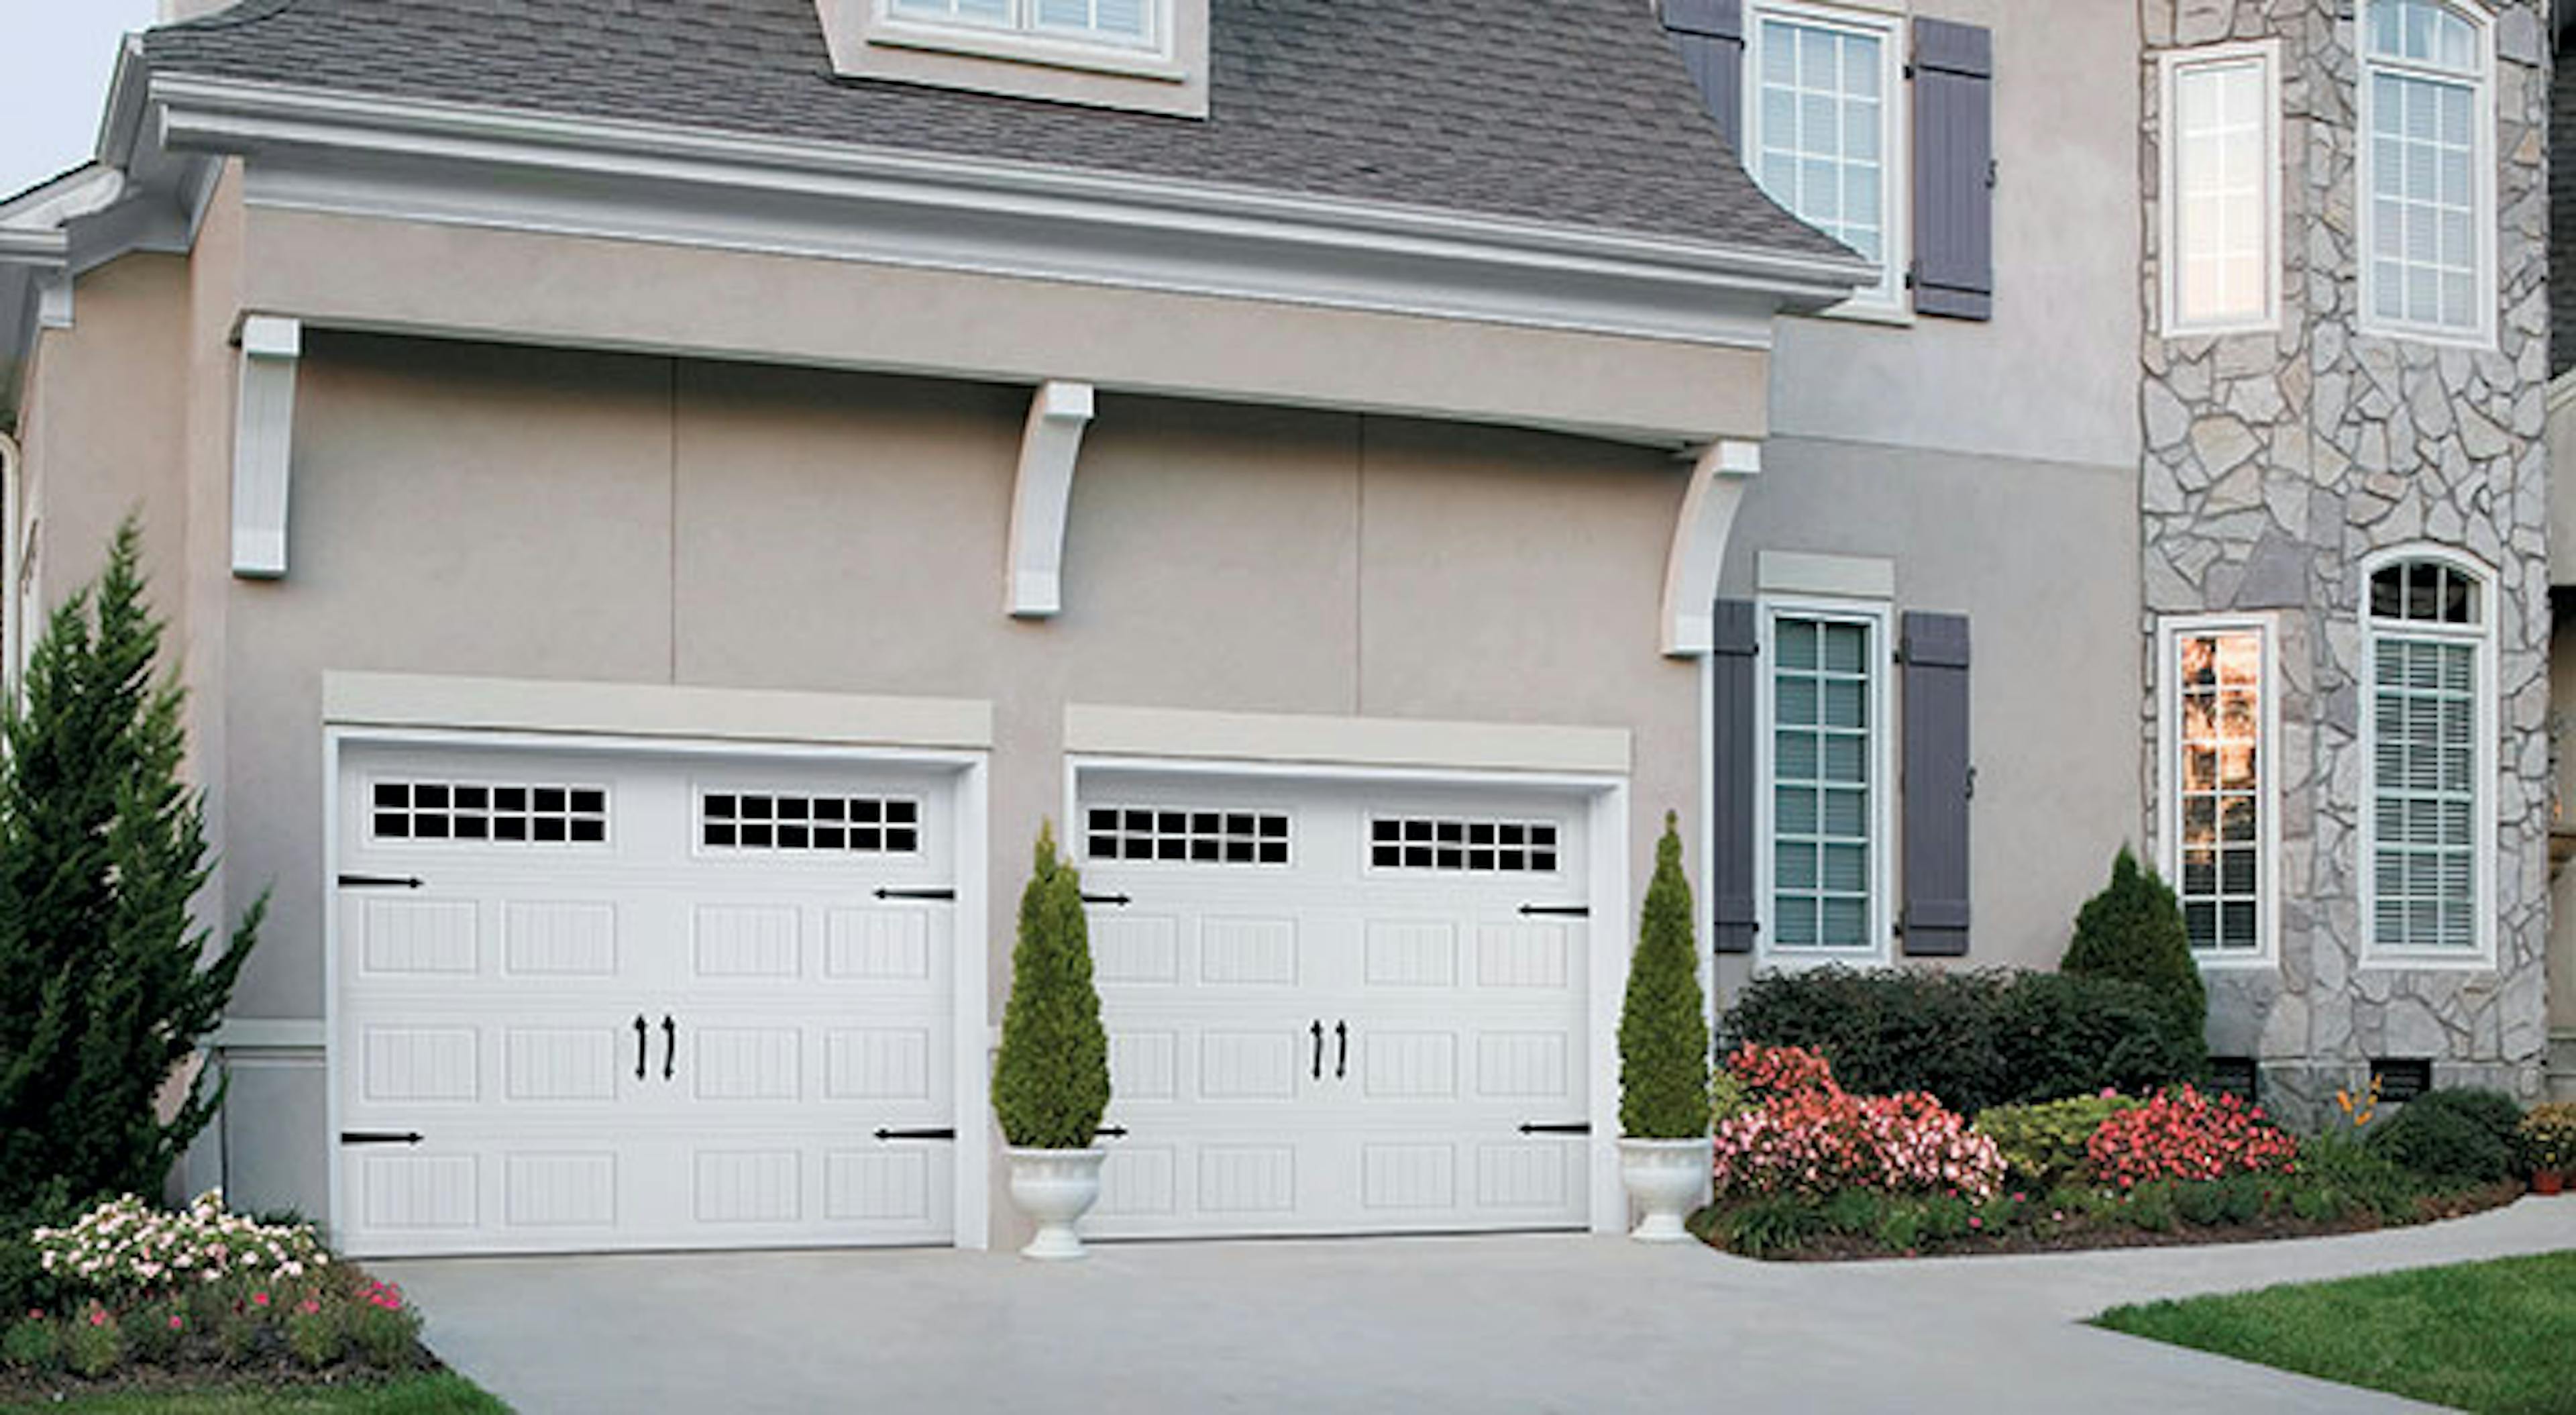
[
  {"x1": 991, "y1": 823, "x2": 1110, "y2": 1150},
  {"x1": 1619, "y1": 813, "x2": 1711, "y2": 1139},
  {"x1": 0, "y1": 518, "x2": 261, "y2": 1216}
]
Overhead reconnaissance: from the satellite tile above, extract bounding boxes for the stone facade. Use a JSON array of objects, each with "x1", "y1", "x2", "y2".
[{"x1": 2138, "y1": 0, "x2": 2553, "y2": 1121}]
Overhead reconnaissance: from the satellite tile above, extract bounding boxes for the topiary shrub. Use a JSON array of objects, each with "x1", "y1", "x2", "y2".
[
  {"x1": 1974, "y1": 1094, "x2": 2141, "y2": 1188},
  {"x1": 2366, "y1": 1088, "x2": 2525, "y2": 1184},
  {"x1": 990, "y1": 824, "x2": 1112, "y2": 1150},
  {"x1": 2520, "y1": 1102, "x2": 2576, "y2": 1174},
  {"x1": 2059, "y1": 847, "x2": 2204, "y2": 1062},
  {"x1": 1618, "y1": 815, "x2": 1709, "y2": 1139},
  {"x1": 1993, "y1": 970, "x2": 2204, "y2": 1100}
]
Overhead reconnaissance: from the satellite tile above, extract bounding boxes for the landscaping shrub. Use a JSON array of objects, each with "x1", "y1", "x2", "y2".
[
  {"x1": 2367, "y1": 1088, "x2": 2525, "y2": 1184},
  {"x1": 0, "y1": 519, "x2": 264, "y2": 1215},
  {"x1": 991, "y1": 823, "x2": 1112, "y2": 1150},
  {"x1": 33, "y1": 1191, "x2": 327, "y2": 1298},
  {"x1": 1721, "y1": 967, "x2": 2199, "y2": 1114},
  {"x1": 345, "y1": 1278, "x2": 424, "y2": 1371},
  {"x1": 284, "y1": 1296, "x2": 342, "y2": 1369},
  {"x1": 2520, "y1": 1103, "x2": 2576, "y2": 1174},
  {"x1": 1707, "y1": 1045, "x2": 2004, "y2": 1202},
  {"x1": 2085, "y1": 1086, "x2": 2298, "y2": 1187},
  {"x1": 127, "y1": 1298, "x2": 184, "y2": 1365},
  {"x1": 1, "y1": 1313, "x2": 60, "y2": 1373},
  {"x1": 2059, "y1": 848, "x2": 2205, "y2": 1063},
  {"x1": 1975, "y1": 1094, "x2": 2141, "y2": 1188},
  {"x1": 1618, "y1": 815, "x2": 1709, "y2": 1139},
  {"x1": 63, "y1": 1304, "x2": 123, "y2": 1378}
]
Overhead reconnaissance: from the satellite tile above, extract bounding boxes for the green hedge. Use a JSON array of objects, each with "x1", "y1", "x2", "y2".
[
  {"x1": 2367, "y1": 1089, "x2": 2525, "y2": 1185},
  {"x1": 1720, "y1": 966, "x2": 2202, "y2": 1114}
]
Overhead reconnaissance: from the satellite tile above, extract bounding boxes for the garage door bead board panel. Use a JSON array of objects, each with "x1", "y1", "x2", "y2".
[
  {"x1": 335, "y1": 745, "x2": 959, "y2": 1257},
  {"x1": 1078, "y1": 776, "x2": 1593, "y2": 1239}
]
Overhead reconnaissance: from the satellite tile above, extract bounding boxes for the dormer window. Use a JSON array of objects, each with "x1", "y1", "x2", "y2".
[{"x1": 820, "y1": 0, "x2": 1205, "y2": 117}]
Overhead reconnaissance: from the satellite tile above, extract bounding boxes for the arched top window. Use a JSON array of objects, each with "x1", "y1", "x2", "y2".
[
  {"x1": 2365, "y1": 0, "x2": 2483, "y2": 74},
  {"x1": 2368, "y1": 556, "x2": 2485, "y2": 627},
  {"x1": 2358, "y1": 0, "x2": 2493, "y2": 342}
]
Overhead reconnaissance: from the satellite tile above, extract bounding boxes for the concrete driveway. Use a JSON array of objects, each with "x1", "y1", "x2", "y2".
[{"x1": 382, "y1": 1196, "x2": 2576, "y2": 1414}]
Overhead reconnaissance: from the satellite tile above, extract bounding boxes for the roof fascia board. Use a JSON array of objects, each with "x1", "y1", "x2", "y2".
[{"x1": 151, "y1": 74, "x2": 1870, "y2": 344}]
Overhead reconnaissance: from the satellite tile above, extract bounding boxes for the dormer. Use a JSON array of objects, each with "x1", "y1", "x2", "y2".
[{"x1": 816, "y1": 0, "x2": 1211, "y2": 118}]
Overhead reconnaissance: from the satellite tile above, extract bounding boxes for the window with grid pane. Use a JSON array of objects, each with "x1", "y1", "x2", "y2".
[
  {"x1": 2165, "y1": 50, "x2": 2274, "y2": 331},
  {"x1": 892, "y1": 0, "x2": 1151, "y2": 46},
  {"x1": 2367, "y1": 560, "x2": 2483, "y2": 953},
  {"x1": 1770, "y1": 615, "x2": 1876, "y2": 951},
  {"x1": 2360, "y1": 0, "x2": 2485, "y2": 335},
  {"x1": 2173, "y1": 629, "x2": 2265, "y2": 954},
  {"x1": 1750, "y1": 13, "x2": 1890, "y2": 289}
]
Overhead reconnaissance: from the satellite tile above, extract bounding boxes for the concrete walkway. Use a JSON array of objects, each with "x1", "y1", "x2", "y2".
[{"x1": 381, "y1": 1196, "x2": 2576, "y2": 1414}]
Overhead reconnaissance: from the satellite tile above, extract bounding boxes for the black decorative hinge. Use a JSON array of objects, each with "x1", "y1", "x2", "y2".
[
  {"x1": 1518, "y1": 904, "x2": 1591, "y2": 919},
  {"x1": 340, "y1": 1131, "x2": 425, "y2": 1147},
  {"x1": 1518, "y1": 1122, "x2": 1592, "y2": 1137},
  {"x1": 1082, "y1": 892, "x2": 1134, "y2": 908},
  {"x1": 1096, "y1": 1126, "x2": 1130, "y2": 1139},
  {"x1": 337, "y1": 874, "x2": 425, "y2": 890},
  {"x1": 874, "y1": 1127, "x2": 958, "y2": 1142},
  {"x1": 873, "y1": 887, "x2": 957, "y2": 902}
]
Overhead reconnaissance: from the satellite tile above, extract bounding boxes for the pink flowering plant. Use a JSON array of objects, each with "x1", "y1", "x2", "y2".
[
  {"x1": 1708, "y1": 1045, "x2": 2005, "y2": 1202},
  {"x1": 33, "y1": 1192, "x2": 326, "y2": 1300},
  {"x1": 2083, "y1": 1085, "x2": 2299, "y2": 1188}
]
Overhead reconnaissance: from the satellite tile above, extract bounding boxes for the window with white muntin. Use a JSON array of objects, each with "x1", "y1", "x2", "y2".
[
  {"x1": 2160, "y1": 42, "x2": 2280, "y2": 335},
  {"x1": 2359, "y1": 0, "x2": 2494, "y2": 344},
  {"x1": 2363, "y1": 554, "x2": 2496, "y2": 964},
  {"x1": 2159, "y1": 619, "x2": 2277, "y2": 964},
  {"x1": 1744, "y1": 2, "x2": 1907, "y2": 311},
  {"x1": 1759, "y1": 601, "x2": 1891, "y2": 961},
  {"x1": 888, "y1": 0, "x2": 1159, "y2": 50}
]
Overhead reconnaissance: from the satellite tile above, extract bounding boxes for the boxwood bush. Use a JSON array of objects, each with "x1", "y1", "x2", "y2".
[
  {"x1": 2366, "y1": 1088, "x2": 2525, "y2": 1184},
  {"x1": 1721, "y1": 966, "x2": 2200, "y2": 1115}
]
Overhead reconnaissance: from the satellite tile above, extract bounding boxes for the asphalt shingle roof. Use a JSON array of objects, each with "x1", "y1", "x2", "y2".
[{"x1": 144, "y1": 0, "x2": 1849, "y2": 260}]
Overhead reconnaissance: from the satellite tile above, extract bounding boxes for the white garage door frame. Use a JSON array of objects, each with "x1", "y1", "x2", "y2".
[
  {"x1": 1061, "y1": 753, "x2": 1632, "y2": 1237},
  {"x1": 321, "y1": 721, "x2": 992, "y2": 1254}
]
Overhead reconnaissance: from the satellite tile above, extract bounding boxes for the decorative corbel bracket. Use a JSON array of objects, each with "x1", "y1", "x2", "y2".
[
  {"x1": 1004, "y1": 380, "x2": 1095, "y2": 618},
  {"x1": 1661, "y1": 438, "x2": 1762, "y2": 658},
  {"x1": 231, "y1": 315, "x2": 302, "y2": 579}
]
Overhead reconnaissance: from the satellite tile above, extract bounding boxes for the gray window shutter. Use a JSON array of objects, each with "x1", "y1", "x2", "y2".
[
  {"x1": 1711, "y1": 598, "x2": 1760, "y2": 955},
  {"x1": 1664, "y1": 0, "x2": 1746, "y2": 154},
  {"x1": 1900, "y1": 613, "x2": 1972, "y2": 956},
  {"x1": 1911, "y1": 19, "x2": 1994, "y2": 320}
]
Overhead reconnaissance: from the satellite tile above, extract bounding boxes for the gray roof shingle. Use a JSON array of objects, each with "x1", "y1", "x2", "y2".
[{"x1": 144, "y1": 0, "x2": 1851, "y2": 260}]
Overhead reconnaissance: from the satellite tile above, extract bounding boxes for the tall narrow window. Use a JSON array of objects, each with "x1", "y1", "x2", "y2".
[
  {"x1": 2359, "y1": 0, "x2": 2491, "y2": 340},
  {"x1": 2161, "y1": 44, "x2": 2278, "y2": 333},
  {"x1": 1746, "y1": 5, "x2": 1904, "y2": 309},
  {"x1": 1763, "y1": 606, "x2": 1885, "y2": 956},
  {"x1": 2163, "y1": 621, "x2": 2272, "y2": 961},
  {"x1": 2365, "y1": 557, "x2": 2492, "y2": 959}
]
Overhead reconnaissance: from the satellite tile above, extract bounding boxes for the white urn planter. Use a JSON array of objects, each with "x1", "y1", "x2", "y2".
[
  {"x1": 1618, "y1": 1137, "x2": 1712, "y2": 1243},
  {"x1": 1006, "y1": 1147, "x2": 1108, "y2": 1261}
]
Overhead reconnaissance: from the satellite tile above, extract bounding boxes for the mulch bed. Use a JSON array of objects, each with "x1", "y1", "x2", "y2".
[
  {"x1": 0, "y1": 1357, "x2": 451, "y2": 1406},
  {"x1": 1705, "y1": 1182, "x2": 2527, "y2": 1262}
]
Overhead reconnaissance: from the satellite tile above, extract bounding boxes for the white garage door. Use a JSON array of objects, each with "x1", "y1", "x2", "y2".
[
  {"x1": 333, "y1": 741, "x2": 961, "y2": 1257},
  {"x1": 1076, "y1": 772, "x2": 1593, "y2": 1239}
]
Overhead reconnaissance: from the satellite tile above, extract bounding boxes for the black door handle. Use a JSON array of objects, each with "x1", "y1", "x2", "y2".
[
  {"x1": 1310, "y1": 1020, "x2": 1324, "y2": 1080},
  {"x1": 1335, "y1": 1020, "x2": 1348, "y2": 1080},
  {"x1": 661, "y1": 1015, "x2": 678, "y2": 1081},
  {"x1": 633, "y1": 1015, "x2": 647, "y2": 1081}
]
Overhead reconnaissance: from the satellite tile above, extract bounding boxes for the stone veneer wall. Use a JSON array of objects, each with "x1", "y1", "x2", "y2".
[{"x1": 2138, "y1": 0, "x2": 2552, "y2": 1120}]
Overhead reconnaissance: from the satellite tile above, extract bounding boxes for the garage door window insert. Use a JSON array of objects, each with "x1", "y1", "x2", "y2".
[
  {"x1": 370, "y1": 781, "x2": 608, "y2": 844},
  {"x1": 1087, "y1": 807, "x2": 1289, "y2": 865},
  {"x1": 1368, "y1": 817, "x2": 1560, "y2": 874},
  {"x1": 700, "y1": 792, "x2": 920, "y2": 853}
]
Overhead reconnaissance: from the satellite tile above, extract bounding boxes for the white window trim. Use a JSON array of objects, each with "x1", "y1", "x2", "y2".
[
  {"x1": 1743, "y1": 0, "x2": 1912, "y2": 319},
  {"x1": 871, "y1": 0, "x2": 1183, "y2": 80},
  {"x1": 2155, "y1": 613, "x2": 2282, "y2": 969},
  {"x1": 2157, "y1": 40, "x2": 2284, "y2": 338},
  {"x1": 2357, "y1": 545, "x2": 2501, "y2": 971},
  {"x1": 2354, "y1": 1, "x2": 2498, "y2": 349},
  {"x1": 1755, "y1": 595, "x2": 1896, "y2": 968}
]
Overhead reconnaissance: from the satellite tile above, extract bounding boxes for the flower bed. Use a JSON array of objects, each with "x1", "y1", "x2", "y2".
[
  {"x1": 1, "y1": 1192, "x2": 448, "y2": 1404},
  {"x1": 1692, "y1": 1049, "x2": 2523, "y2": 1260}
]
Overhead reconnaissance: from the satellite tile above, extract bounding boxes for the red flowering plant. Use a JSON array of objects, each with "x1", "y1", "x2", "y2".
[
  {"x1": 1709, "y1": 1045, "x2": 2004, "y2": 1202},
  {"x1": 2083, "y1": 1084, "x2": 2299, "y2": 1188}
]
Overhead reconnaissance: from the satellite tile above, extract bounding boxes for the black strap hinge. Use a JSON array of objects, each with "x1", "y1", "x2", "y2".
[
  {"x1": 873, "y1": 887, "x2": 956, "y2": 902},
  {"x1": 1518, "y1": 904, "x2": 1590, "y2": 919},
  {"x1": 1082, "y1": 892, "x2": 1134, "y2": 908},
  {"x1": 340, "y1": 1131, "x2": 425, "y2": 1147},
  {"x1": 874, "y1": 1127, "x2": 957, "y2": 1142},
  {"x1": 1518, "y1": 1122, "x2": 1592, "y2": 1136},
  {"x1": 337, "y1": 874, "x2": 425, "y2": 891}
]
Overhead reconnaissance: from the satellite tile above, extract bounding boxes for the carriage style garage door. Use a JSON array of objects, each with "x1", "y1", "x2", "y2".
[
  {"x1": 1077, "y1": 770, "x2": 1595, "y2": 1239},
  {"x1": 333, "y1": 740, "x2": 961, "y2": 1258}
]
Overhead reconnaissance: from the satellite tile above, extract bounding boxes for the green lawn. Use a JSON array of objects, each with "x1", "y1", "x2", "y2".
[
  {"x1": 0, "y1": 1375, "x2": 507, "y2": 1415},
  {"x1": 2095, "y1": 1250, "x2": 2576, "y2": 1415}
]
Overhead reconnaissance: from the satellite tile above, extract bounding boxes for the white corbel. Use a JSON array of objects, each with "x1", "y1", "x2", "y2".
[
  {"x1": 231, "y1": 315, "x2": 301, "y2": 579},
  {"x1": 1004, "y1": 380, "x2": 1095, "y2": 618},
  {"x1": 35, "y1": 274, "x2": 74, "y2": 330},
  {"x1": 1661, "y1": 438, "x2": 1762, "y2": 658}
]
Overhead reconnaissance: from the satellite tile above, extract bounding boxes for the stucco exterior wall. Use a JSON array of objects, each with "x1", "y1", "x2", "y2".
[
  {"x1": 203, "y1": 331, "x2": 1701, "y2": 1224},
  {"x1": 2137, "y1": 0, "x2": 2554, "y2": 1115}
]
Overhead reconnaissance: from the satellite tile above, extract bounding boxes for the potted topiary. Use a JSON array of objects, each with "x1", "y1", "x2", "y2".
[
  {"x1": 1617, "y1": 814, "x2": 1713, "y2": 1242},
  {"x1": 2520, "y1": 1103, "x2": 2575, "y2": 1196},
  {"x1": 991, "y1": 823, "x2": 1114, "y2": 1260}
]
